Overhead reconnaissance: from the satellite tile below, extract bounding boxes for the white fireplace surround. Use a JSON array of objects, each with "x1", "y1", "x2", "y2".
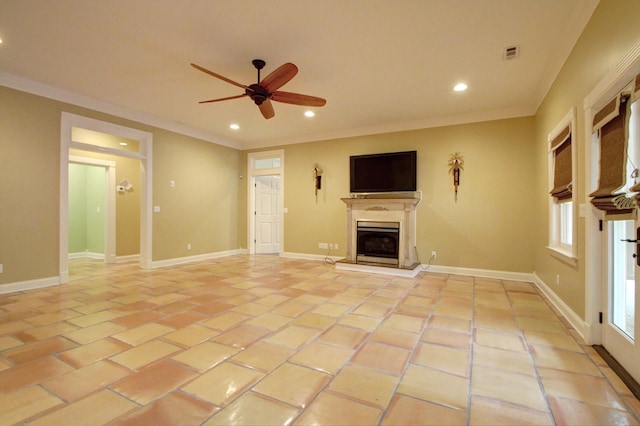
[{"x1": 340, "y1": 195, "x2": 421, "y2": 271}]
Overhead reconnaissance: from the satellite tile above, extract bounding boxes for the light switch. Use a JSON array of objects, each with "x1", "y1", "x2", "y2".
[
  {"x1": 153, "y1": 206, "x2": 161, "y2": 213},
  {"x1": 170, "y1": 180, "x2": 175, "y2": 188}
]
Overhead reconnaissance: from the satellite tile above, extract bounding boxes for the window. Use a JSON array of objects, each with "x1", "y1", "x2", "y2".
[{"x1": 548, "y1": 109, "x2": 577, "y2": 263}]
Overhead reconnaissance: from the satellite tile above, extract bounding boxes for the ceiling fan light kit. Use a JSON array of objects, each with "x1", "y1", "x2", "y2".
[{"x1": 191, "y1": 59, "x2": 326, "y2": 119}]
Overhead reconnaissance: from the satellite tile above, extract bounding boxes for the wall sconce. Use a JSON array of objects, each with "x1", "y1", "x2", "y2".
[
  {"x1": 117, "y1": 179, "x2": 134, "y2": 193},
  {"x1": 448, "y1": 153, "x2": 464, "y2": 202},
  {"x1": 313, "y1": 164, "x2": 323, "y2": 199}
]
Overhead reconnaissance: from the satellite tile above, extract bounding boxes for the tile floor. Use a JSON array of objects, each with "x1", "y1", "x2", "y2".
[{"x1": 0, "y1": 255, "x2": 639, "y2": 425}]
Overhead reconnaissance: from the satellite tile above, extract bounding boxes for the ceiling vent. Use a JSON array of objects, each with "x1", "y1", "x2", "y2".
[{"x1": 503, "y1": 45, "x2": 520, "y2": 60}]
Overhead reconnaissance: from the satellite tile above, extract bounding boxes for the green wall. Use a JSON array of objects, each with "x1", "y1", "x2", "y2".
[{"x1": 68, "y1": 164, "x2": 105, "y2": 255}]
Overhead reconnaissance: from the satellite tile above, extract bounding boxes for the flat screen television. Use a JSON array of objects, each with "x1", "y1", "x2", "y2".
[{"x1": 350, "y1": 150, "x2": 417, "y2": 193}]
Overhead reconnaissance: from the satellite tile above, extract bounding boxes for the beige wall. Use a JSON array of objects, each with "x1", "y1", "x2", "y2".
[
  {"x1": 243, "y1": 116, "x2": 537, "y2": 273},
  {"x1": 0, "y1": 86, "x2": 240, "y2": 286},
  {"x1": 533, "y1": 0, "x2": 640, "y2": 319}
]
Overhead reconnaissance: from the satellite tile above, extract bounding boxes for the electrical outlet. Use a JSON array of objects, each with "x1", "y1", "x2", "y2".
[
  {"x1": 556, "y1": 274, "x2": 560, "y2": 285},
  {"x1": 329, "y1": 244, "x2": 334, "y2": 249},
  {"x1": 432, "y1": 251, "x2": 437, "y2": 258},
  {"x1": 334, "y1": 243, "x2": 339, "y2": 250},
  {"x1": 0, "y1": 264, "x2": 3, "y2": 273},
  {"x1": 187, "y1": 243, "x2": 191, "y2": 250}
]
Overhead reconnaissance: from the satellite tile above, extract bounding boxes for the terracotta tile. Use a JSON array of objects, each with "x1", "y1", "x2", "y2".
[
  {"x1": 469, "y1": 395, "x2": 552, "y2": 425},
  {"x1": 110, "y1": 340, "x2": 182, "y2": 370},
  {"x1": 352, "y1": 342, "x2": 411, "y2": 375},
  {"x1": 290, "y1": 341, "x2": 354, "y2": 374},
  {"x1": 318, "y1": 325, "x2": 369, "y2": 349},
  {"x1": 63, "y1": 321, "x2": 127, "y2": 345},
  {"x1": 73, "y1": 300, "x2": 120, "y2": 314},
  {"x1": 162, "y1": 323, "x2": 220, "y2": 347},
  {"x1": 291, "y1": 312, "x2": 336, "y2": 329},
  {"x1": 254, "y1": 294, "x2": 290, "y2": 307},
  {"x1": 13, "y1": 322, "x2": 80, "y2": 343},
  {"x1": 0, "y1": 334, "x2": 24, "y2": 351},
  {"x1": 428, "y1": 315, "x2": 472, "y2": 333},
  {"x1": 370, "y1": 327, "x2": 419, "y2": 349},
  {"x1": 119, "y1": 391, "x2": 219, "y2": 426},
  {"x1": 295, "y1": 391, "x2": 382, "y2": 425},
  {"x1": 531, "y1": 345, "x2": 602, "y2": 376},
  {"x1": 254, "y1": 362, "x2": 331, "y2": 408},
  {"x1": 398, "y1": 364, "x2": 468, "y2": 411},
  {"x1": 538, "y1": 367, "x2": 627, "y2": 410},
  {"x1": 25, "y1": 311, "x2": 82, "y2": 327},
  {"x1": 472, "y1": 344, "x2": 537, "y2": 376},
  {"x1": 524, "y1": 330, "x2": 583, "y2": 352},
  {"x1": 270, "y1": 301, "x2": 313, "y2": 317},
  {"x1": 421, "y1": 327, "x2": 470, "y2": 350},
  {"x1": 548, "y1": 395, "x2": 638, "y2": 426},
  {"x1": 181, "y1": 362, "x2": 263, "y2": 406},
  {"x1": 412, "y1": 343, "x2": 469, "y2": 377},
  {"x1": 202, "y1": 311, "x2": 251, "y2": 331},
  {"x1": 205, "y1": 391, "x2": 298, "y2": 426},
  {"x1": 517, "y1": 316, "x2": 569, "y2": 335},
  {"x1": 111, "y1": 360, "x2": 197, "y2": 405},
  {"x1": 231, "y1": 341, "x2": 294, "y2": 372},
  {"x1": 382, "y1": 394, "x2": 467, "y2": 425},
  {"x1": 383, "y1": 313, "x2": 425, "y2": 333},
  {"x1": 42, "y1": 360, "x2": 130, "y2": 401},
  {"x1": 57, "y1": 337, "x2": 131, "y2": 368},
  {"x1": 329, "y1": 364, "x2": 398, "y2": 408},
  {"x1": 112, "y1": 311, "x2": 164, "y2": 328},
  {"x1": 474, "y1": 328, "x2": 527, "y2": 352},
  {"x1": 245, "y1": 312, "x2": 292, "y2": 331},
  {"x1": 471, "y1": 365, "x2": 547, "y2": 411},
  {"x1": 395, "y1": 303, "x2": 433, "y2": 318},
  {"x1": 265, "y1": 325, "x2": 320, "y2": 349},
  {"x1": 66, "y1": 310, "x2": 123, "y2": 327},
  {"x1": 211, "y1": 324, "x2": 271, "y2": 349},
  {"x1": 0, "y1": 386, "x2": 64, "y2": 425},
  {"x1": 0, "y1": 357, "x2": 74, "y2": 394},
  {"x1": 311, "y1": 302, "x2": 351, "y2": 317},
  {"x1": 352, "y1": 302, "x2": 391, "y2": 318},
  {"x1": 28, "y1": 389, "x2": 138, "y2": 425},
  {"x1": 338, "y1": 313, "x2": 382, "y2": 331},
  {"x1": 600, "y1": 366, "x2": 635, "y2": 396},
  {"x1": 172, "y1": 341, "x2": 240, "y2": 371},
  {"x1": 193, "y1": 301, "x2": 236, "y2": 316}
]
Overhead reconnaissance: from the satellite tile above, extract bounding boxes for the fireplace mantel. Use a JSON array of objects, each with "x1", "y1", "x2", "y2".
[{"x1": 340, "y1": 196, "x2": 420, "y2": 271}]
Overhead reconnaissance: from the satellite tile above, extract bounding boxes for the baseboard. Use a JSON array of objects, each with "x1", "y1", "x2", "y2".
[
  {"x1": 0, "y1": 276, "x2": 60, "y2": 295},
  {"x1": 150, "y1": 249, "x2": 245, "y2": 268},
  {"x1": 116, "y1": 254, "x2": 139, "y2": 263},
  {"x1": 426, "y1": 264, "x2": 535, "y2": 283},
  {"x1": 335, "y1": 261, "x2": 422, "y2": 278},
  {"x1": 532, "y1": 272, "x2": 588, "y2": 342},
  {"x1": 280, "y1": 252, "x2": 342, "y2": 262},
  {"x1": 68, "y1": 251, "x2": 105, "y2": 260}
]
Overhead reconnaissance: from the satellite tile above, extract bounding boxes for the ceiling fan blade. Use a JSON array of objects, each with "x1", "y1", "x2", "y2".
[
  {"x1": 198, "y1": 94, "x2": 247, "y2": 104},
  {"x1": 259, "y1": 99, "x2": 275, "y2": 119},
  {"x1": 191, "y1": 63, "x2": 248, "y2": 90},
  {"x1": 260, "y1": 63, "x2": 298, "y2": 92},
  {"x1": 271, "y1": 91, "x2": 327, "y2": 107}
]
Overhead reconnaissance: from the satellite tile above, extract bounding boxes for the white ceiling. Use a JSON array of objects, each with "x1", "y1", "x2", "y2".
[{"x1": 0, "y1": 0, "x2": 598, "y2": 150}]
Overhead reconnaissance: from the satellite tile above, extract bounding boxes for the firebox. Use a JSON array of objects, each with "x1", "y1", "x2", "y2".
[{"x1": 356, "y1": 221, "x2": 400, "y2": 265}]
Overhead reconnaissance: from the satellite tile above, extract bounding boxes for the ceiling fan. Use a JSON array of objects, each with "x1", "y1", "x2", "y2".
[{"x1": 191, "y1": 59, "x2": 326, "y2": 119}]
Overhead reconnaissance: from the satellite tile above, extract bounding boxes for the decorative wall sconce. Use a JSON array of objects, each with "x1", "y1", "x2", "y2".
[
  {"x1": 313, "y1": 163, "x2": 323, "y2": 199},
  {"x1": 117, "y1": 179, "x2": 134, "y2": 193},
  {"x1": 448, "y1": 153, "x2": 464, "y2": 201}
]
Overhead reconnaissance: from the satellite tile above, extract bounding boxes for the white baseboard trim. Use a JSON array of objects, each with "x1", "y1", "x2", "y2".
[
  {"x1": 532, "y1": 272, "x2": 588, "y2": 341},
  {"x1": 116, "y1": 254, "x2": 140, "y2": 263},
  {"x1": 280, "y1": 252, "x2": 342, "y2": 262},
  {"x1": 426, "y1": 264, "x2": 535, "y2": 283},
  {"x1": 150, "y1": 249, "x2": 244, "y2": 268},
  {"x1": 0, "y1": 276, "x2": 61, "y2": 295},
  {"x1": 68, "y1": 251, "x2": 105, "y2": 260}
]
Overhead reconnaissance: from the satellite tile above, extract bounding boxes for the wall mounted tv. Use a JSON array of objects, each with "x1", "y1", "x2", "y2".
[{"x1": 350, "y1": 150, "x2": 417, "y2": 193}]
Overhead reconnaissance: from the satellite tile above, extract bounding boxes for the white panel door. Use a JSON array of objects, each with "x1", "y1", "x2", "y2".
[{"x1": 255, "y1": 176, "x2": 281, "y2": 254}]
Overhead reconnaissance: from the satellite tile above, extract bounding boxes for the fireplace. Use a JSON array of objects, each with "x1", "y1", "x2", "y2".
[{"x1": 356, "y1": 221, "x2": 400, "y2": 265}]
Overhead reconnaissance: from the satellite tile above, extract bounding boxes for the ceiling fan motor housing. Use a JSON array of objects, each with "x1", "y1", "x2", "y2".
[{"x1": 247, "y1": 84, "x2": 269, "y2": 105}]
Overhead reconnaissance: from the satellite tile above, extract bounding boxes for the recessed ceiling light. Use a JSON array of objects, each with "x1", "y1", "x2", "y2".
[
  {"x1": 230, "y1": 124, "x2": 240, "y2": 130},
  {"x1": 453, "y1": 83, "x2": 467, "y2": 92},
  {"x1": 304, "y1": 111, "x2": 315, "y2": 117},
  {"x1": 119, "y1": 142, "x2": 128, "y2": 146}
]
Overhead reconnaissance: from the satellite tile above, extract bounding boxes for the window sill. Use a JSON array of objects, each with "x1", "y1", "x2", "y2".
[{"x1": 547, "y1": 246, "x2": 578, "y2": 266}]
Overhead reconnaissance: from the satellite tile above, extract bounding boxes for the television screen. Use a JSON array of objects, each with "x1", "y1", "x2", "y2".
[{"x1": 350, "y1": 150, "x2": 417, "y2": 193}]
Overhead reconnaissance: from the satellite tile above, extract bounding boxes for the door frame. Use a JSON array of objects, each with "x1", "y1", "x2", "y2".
[
  {"x1": 247, "y1": 150, "x2": 284, "y2": 254},
  {"x1": 69, "y1": 156, "x2": 117, "y2": 263},
  {"x1": 60, "y1": 113, "x2": 153, "y2": 283},
  {"x1": 585, "y1": 40, "x2": 640, "y2": 344}
]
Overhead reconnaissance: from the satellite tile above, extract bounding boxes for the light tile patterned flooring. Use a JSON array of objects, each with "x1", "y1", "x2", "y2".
[{"x1": 0, "y1": 255, "x2": 639, "y2": 425}]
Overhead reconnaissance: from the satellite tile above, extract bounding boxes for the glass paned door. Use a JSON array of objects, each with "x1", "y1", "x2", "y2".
[{"x1": 610, "y1": 220, "x2": 636, "y2": 338}]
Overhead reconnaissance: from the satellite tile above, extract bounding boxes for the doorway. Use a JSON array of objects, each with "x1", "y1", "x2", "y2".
[{"x1": 60, "y1": 113, "x2": 153, "y2": 283}]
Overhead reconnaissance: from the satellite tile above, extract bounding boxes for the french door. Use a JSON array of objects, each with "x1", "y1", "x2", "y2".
[{"x1": 605, "y1": 218, "x2": 640, "y2": 383}]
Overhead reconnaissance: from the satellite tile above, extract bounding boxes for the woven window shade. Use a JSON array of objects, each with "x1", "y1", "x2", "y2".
[
  {"x1": 550, "y1": 126, "x2": 572, "y2": 201},
  {"x1": 589, "y1": 93, "x2": 631, "y2": 215}
]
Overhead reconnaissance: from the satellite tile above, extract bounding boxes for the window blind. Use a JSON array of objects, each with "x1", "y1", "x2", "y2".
[{"x1": 550, "y1": 125, "x2": 572, "y2": 201}]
